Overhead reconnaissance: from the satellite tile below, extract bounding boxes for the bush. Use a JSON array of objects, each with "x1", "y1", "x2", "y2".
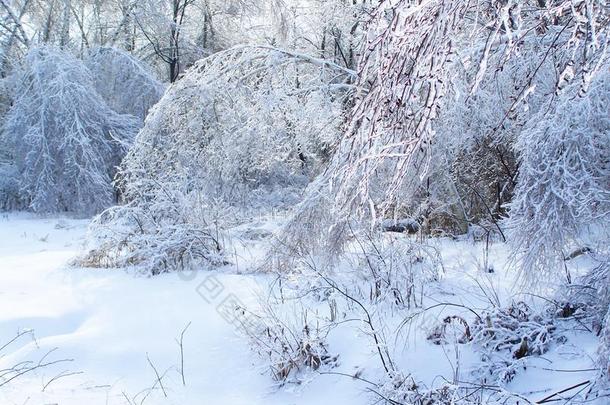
[
  {"x1": 2, "y1": 46, "x2": 139, "y2": 215},
  {"x1": 81, "y1": 46, "x2": 353, "y2": 272}
]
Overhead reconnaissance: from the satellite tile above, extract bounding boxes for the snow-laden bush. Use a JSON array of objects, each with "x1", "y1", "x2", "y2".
[
  {"x1": 564, "y1": 258, "x2": 610, "y2": 383},
  {"x1": 2, "y1": 46, "x2": 140, "y2": 215},
  {"x1": 506, "y1": 68, "x2": 610, "y2": 278},
  {"x1": 119, "y1": 45, "x2": 351, "y2": 210},
  {"x1": 376, "y1": 372, "x2": 480, "y2": 404},
  {"x1": 376, "y1": 370, "x2": 525, "y2": 404},
  {"x1": 80, "y1": 46, "x2": 354, "y2": 273},
  {"x1": 273, "y1": 0, "x2": 610, "y2": 265},
  {"x1": 77, "y1": 194, "x2": 227, "y2": 273},
  {"x1": 86, "y1": 47, "x2": 165, "y2": 121},
  {"x1": 244, "y1": 306, "x2": 338, "y2": 384},
  {"x1": 472, "y1": 302, "x2": 558, "y2": 383}
]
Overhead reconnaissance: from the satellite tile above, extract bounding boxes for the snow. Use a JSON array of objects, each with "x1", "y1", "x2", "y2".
[
  {"x1": 0, "y1": 213, "x2": 370, "y2": 404},
  {"x1": 0, "y1": 213, "x2": 266, "y2": 404},
  {"x1": 0, "y1": 213, "x2": 604, "y2": 404}
]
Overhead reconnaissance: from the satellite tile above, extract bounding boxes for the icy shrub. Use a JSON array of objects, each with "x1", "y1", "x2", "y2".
[
  {"x1": 376, "y1": 371, "x2": 525, "y2": 404},
  {"x1": 472, "y1": 302, "x2": 558, "y2": 383},
  {"x1": 507, "y1": 68, "x2": 610, "y2": 278},
  {"x1": 562, "y1": 260, "x2": 610, "y2": 333},
  {"x1": 116, "y1": 46, "x2": 348, "y2": 211},
  {"x1": 244, "y1": 307, "x2": 338, "y2": 384},
  {"x1": 564, "y1": 258, "x2": 610, "y2": 384},
  {"x1": 2, "y1": 46, "x2": 139, "y2": 215},
  {"x1": 77, "y1": 202, "x2": 226, "y2": 273},
  {"x1": 81, "y1": 46, "x2": 352, "y2": 272}
]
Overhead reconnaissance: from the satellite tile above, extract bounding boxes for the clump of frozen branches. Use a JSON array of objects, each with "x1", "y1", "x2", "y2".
[
  {"x1": 123, "y1": 44, "x2": 353, "y2": 211},
  {"x1": 264, "y1": 179, "x2": 350, "y2": 271},
  {"x1": 269, "y1": 220, "x2": 442, "y2": 312},
  {"x1": 331, "y1": 0, "x2": 474, "y2": 218},
  {"x1": 375, "y1": 371, "x2": 525, "y2": 405},
  {"x1": 595, "y1": 261, "x2": 610, "y2": 383},
  {"x1": 244, "y1": 305, "x2": 338, "y2": 385},
  {"x1": 560, "y1": 257, "x2": 610, "y2": 385},
  {"x1": 471, "y1": 302, "x2": 558, "y2": 383},
  {"x1": 76, "y1": 201, "x2": 226, "y2": 273},
  {"x1": 86, "y1": 47, "x2": 165, "y2": 121},
  {"x1": 274, "y1": 0, "x2": 610, "y2": 266},
  {"x1": 376, "y1": 372, "x2": 463, "y2": 405},
  {"x1": 560, "y1": 258, "x2": 610, "y2": 333},
  {"x1": 2, "y1": 46, "x2": 140, "y2": 215},
  {"x1": 81, "y1": 45, "x2": 354, "y2": 273},
  {"x1": 506, "y1": 68, "x2": 610, "y2": 280}
]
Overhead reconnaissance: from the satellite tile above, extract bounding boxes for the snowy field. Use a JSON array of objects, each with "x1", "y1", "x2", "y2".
[{"x1": 0, "y1": 213, "x2": 604, "y2": 404}]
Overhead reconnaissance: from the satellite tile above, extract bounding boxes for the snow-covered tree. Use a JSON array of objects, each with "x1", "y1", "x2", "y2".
[
  {"x1": 80, "y1": 45, "x2": 355, "y2": 273},
  {"x1": 86, "y1": 46, "x2": 165, "y2": 121},
  {"x1": 337, "y1": 0, "x2": 608, "y2": 217},
  {"x1": 3, "y1": 46, "x2": 139, "y2": 214},
  {"x1": 507, "y1": 68, "x2": 610, "y2": 278},
  {"x1": 273, "y1": 0, "x2": 610, "y2": 262}
]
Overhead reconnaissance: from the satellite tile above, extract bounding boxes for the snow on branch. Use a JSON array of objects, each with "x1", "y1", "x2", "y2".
[
  {"x1": 506, "y1": 67, "x2": 610, "y2": 279},
  {"x1": 273, "y1": 0, "x2": 609, "y2": 266},
  {"x1": 80, "y1": 45, "x2": 353, "y2": 273},
  {"x1": 2, "y1": 46, "x2": 140, "y2": 215}
]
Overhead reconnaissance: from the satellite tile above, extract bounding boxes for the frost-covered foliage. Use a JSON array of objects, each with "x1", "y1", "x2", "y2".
[
  {"x1": 374, "y1": 371, "x2": 524, "y2": 405},
  {"x1": 507, "y1": 69, "x2": 610, "y2": 277},
  {"x1": 245, "y1": 306, "x2": 338, "y2": 384},
  {"x1": 562, "y1": 258, "x2": 610, "y2": 333},
  {"x1": 377, "y1": 372, "x2": 464, "y2": 405},
  {"x1": 332, "y1": 0, "x2": 473, "y2": 217},
  {"x1": 376, "y1": 370, "x2": 530, "y2": 404},
  {"x1": 275, "y1": 0, "x2": 610, "y2": 264},
  {"x1": 472, "y1": 302, "x2": 558, "y2": 383},
  {"x1": 86, "y1": 47, "x2": 165, "y2": 121},
  {"x1": 77, "y1": 196, "x2": 227, "y2": 273},
  {"x1": 125, "y1": 45, "x2": 351, "y2": 209},
  {"x1": 564, "y1": 258, "x2": 610, "y2": 383},
  {"x1": 80, "y1": 45, "x2": 354, "y2": 272},
  {"x1": 2, "y1": 46, "x2": 139, "y2": 215}
]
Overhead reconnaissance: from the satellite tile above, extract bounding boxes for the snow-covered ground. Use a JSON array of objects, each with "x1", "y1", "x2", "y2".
[
  {"x1": 0, "y1": 213, "x2": 375, "y2": 404},
  {"x1": 0, "y1": 213, "x2": 604, "y2": 404}
]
